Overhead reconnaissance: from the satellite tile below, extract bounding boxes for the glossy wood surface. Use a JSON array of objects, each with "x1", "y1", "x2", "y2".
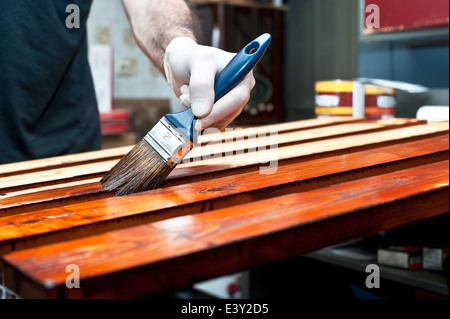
[
  {"x1": 0, "y1": 134, "x2": 447, "y2": 254},
  {"x1": 0, "y1": 118, "x2": 425, "y2": 191},
  {"x1": 0, "y1": 119, "x2": 445, "y2": 216},
  {"x1": 3, "y1": 160, "x2": 448, "y2": 298},
  {"x1": 0, "y1": 116, "x2": 360, "y2": 177},
  {"x1": 0, "y1": 118, "x2": 448, "y2": 298}
]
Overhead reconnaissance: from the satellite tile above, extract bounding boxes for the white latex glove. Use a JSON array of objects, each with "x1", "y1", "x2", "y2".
[{"x1": 164, "y1": 37, "x2": 255, "y2": 131}]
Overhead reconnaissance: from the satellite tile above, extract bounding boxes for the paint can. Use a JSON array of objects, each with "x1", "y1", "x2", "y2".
[{"x1": 315, "y1": 80, "x2": 397, "y2": 119}]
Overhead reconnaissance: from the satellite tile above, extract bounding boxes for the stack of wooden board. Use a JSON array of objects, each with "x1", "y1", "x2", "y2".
[{"x1": 0, "y1": 117, "x2": 448, "y2": 298}]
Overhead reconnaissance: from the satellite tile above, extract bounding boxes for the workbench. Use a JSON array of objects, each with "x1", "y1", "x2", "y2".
[{"x1": 0, "y1": 117, "x2": 448, "y2": 299}]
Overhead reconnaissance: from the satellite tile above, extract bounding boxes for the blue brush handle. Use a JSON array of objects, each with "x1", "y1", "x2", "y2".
[{"x1": 165, "y1": 33, "x2": 272, "y2": 144}]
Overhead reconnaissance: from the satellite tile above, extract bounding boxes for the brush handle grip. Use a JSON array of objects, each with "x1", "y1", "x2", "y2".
[
  {"x1": 213, "y1": 33, "x2": 272, "y2": 102},
  {"x1": 165, "y1": 33, "x2": 272, "y2": 143}
]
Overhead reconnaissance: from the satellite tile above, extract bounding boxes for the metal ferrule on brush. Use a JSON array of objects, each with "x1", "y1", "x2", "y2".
[{"x1": 143, "y1": 117, "x2": 193, "y2": 168}]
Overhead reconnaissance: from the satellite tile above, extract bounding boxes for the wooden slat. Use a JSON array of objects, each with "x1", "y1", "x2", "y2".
[
  {"x1": 196, "y1": 116, "x2": 365, "y2": 144},
  {"x1": 0, "y1": 118, "x2": 448, "y2": 299},
  {"x1": 1, "y1": 178, "x2": 100, "y2": 197},
  {"x1": 0, "y1": 135, "x2": 447, "y2": 253},
  {"x1": 0, "y1": 117, "x2": 361, "y2": 178},
  {"x1": 0, "y1": 120, "x2": 444, "y2": 197},
  {"x1": 188, "y1": 118, "x2": 424, "y2": 160},
  {"x1": 0, "y1": 134, "x2": 447, "y2": 217},
  {"x1": 2, "y1": 160, "x2": 448, "y2": 299},
  {"x1": 0, "y1": 118, "x2": 423, "y2": 192},
  {"x1": 0, "y1": 146, "x2": 132, "y2": 178},
  {"x1": 181, "y1": 122, "x2": 449, "y2": 168},
  {"x1": 0, "y1": 160, "x2": 116, "y2": 192},
  {"x1": 0, "y1": 182, "x2": 109, "y2": 217}
]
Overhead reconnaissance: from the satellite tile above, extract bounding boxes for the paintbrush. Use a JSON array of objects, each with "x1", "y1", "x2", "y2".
[{"x1": 101, "y1": 33, "x2": 272, "y2": 196}]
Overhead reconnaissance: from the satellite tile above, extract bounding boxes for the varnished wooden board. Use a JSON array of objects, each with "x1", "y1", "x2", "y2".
[
  {"x1": 0, "y1": 134, "x2": 447, "y2": 254},
  {"x1": 0, "y1": 120, "x2": 446, "y2": 215},
  {"x1": 180, "y1": 121, "x2": 449, "y2": 167},
  {"x1": 188, "y1": 118, "x2": 424, "y2": 159},
  {"x1": 0, "y1": 146, "x2": 132, "y2": 178},
  {"x1": 2, "y1": 160, "x2": 448, "y2": 299},
  {"x1": 0, "y1": 118, "x2": 425, "y2": 191},
  {"x1": 0, "y1": 160, "x2": 116, "y2": 192},
  {"x1": 0, "y1": 118, "x2": 448, "y2": 299},
  {"x1": 0, "y1": 134, "x2": 448, "y2": 218},
  {"x1": 197, "y1": 116, "x2": 366, "y2": 144},
  {"x1": 0, "y1": 117, "x2": 362, "y2": 177}
]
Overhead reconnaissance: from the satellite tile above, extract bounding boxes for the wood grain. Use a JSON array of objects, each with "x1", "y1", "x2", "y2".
[
  {"x1": 0, "y1": 116, "x2": 360, "y2": 178},
  {"x1": 0, "y1": 120, "x2": 443, "y2": 200},
  {"x1": 0, "y1": 134, "x2": 447, "y2": 253},
  {"x1": 2, "y1": 160, "x2": 447, "y2": 298},
  {"x1": 0, "y1": 118, "x2": 426, "y2": 191},
  {"x1": 189, "y1": 118, "x2": 424, "y2": 159},
  {"x1": 0, "y1": 118, "x2": 448, "y2": 299},
  {"x1": 0, "y1": 146, "x2": 132, "y2": 178},
  {"x1": 0, "y1": 134, "x2": 445, "y2": 217},
  {"x1": 181, "y1": 122, "x2": 449, "y2": 168},
  {"x1": 197, "y1": 116, "x2": 365, "y2": 144}
]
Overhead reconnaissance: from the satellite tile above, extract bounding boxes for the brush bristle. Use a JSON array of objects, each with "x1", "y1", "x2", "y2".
[{"x1": 100, "y1": 140, "x2": 173, "y2": 196}]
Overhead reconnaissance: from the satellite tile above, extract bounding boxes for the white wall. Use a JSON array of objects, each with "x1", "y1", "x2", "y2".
[{"x1": 87, "y1": 0, "x2": 178, "y2": 106}]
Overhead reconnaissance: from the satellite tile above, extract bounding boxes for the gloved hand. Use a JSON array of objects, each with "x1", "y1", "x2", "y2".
[{"x1": 164, "y1": 37, "x2": 255, "y2": 131}]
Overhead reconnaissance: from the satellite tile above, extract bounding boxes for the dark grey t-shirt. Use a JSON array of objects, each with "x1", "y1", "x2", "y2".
[{"x1": 0, "y1": 0, "x2": 100, "y2": 164}]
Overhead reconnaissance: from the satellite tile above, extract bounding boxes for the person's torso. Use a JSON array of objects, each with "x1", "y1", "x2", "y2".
[{"x1": 0, "y1": 0, "x2": 100, "y2": 164}]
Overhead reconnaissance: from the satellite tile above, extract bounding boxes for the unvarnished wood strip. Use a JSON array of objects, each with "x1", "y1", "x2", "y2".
[
  {"x1": 0, "y1": 136, "x2": 447, "y2": 253},
  {"x1": 0, "y1": 146, "x2": 133, "y2": 178},
  {"x1": 180, "y1": 121, "x2": 449, "y2": 168},
  {"x1": 197, "y1": 116, "x2": 369, "y2": 145},
  {"x1": 0, "y1": 117, "x2": 362, "y2": 177},
  {"x1": 187, "y1": 118, "x2": 424, "y2": 159},
  {"x1": 2, "y1": 160, "x2": 448, "y2": 298},
  {"x1": 0, "y1": 160, "x2": 118, "y2": 192},
  {"x1": 0, "y1": 119, "x2": 441, "y2": 192}
]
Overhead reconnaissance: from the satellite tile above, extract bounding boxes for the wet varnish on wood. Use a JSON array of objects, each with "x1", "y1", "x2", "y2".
[{"x1": 0, "y1": 117, "x2": 448, "y2": 298}]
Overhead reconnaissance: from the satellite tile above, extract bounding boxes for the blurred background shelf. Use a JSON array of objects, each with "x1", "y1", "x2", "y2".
[{"x1": 304, "y1": 248, "x2": 449, "y2": 297}]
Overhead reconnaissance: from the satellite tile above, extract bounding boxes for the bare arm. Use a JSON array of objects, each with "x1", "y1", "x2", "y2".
[
  {"x1": 121, "y1": 0, "x2": 255, "y2": 129},
  {"x1": 121, "y1": 0, "x2": 200, "y2": 73}
]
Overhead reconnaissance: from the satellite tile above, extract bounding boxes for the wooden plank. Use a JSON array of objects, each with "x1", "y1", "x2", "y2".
[
  {"x1": 1, "y1": 178, "x2": 100, "y2": 197},
  {"x1": 188, "y1": 118, "x2": 424, "y2": 160},
  {"x1": 0, "y1": 182, "x2": 108, "y2": 217},
  {"x1": 0, "y1": 135, "x2": 447, "y2": 253},
  {"x1": 0, "y1": 160, "x2": 117, "y2": 192},
  {"x1": 0, "y1": 118, "x2": 416, "y2": 192},
  {"x1": 0, "y1": 134, "x2": 448, "y2": 217},
  {"x1": 0, "y1": 117, "x2": 361, "y2": 177},
  {"x1": 197, "y1": 116, "x2": 387, "y2": 145},
  {"x1": 2, "y1": 160, "x2": 448, "y2": 298},
  {"x1": 0, "y1": 146, "x2": 132, "y2": 178},
  {"x1": 0, "y1": 120, "x2": 443, "y2": 193},
  {"x1": 181, "y1": 122, "x2": 449, "y2": 168}
]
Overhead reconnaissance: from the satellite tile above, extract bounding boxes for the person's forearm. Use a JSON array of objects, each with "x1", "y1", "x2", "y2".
[{"x1": 121, "y1": 0, "x2": 200, "y2": 73}]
